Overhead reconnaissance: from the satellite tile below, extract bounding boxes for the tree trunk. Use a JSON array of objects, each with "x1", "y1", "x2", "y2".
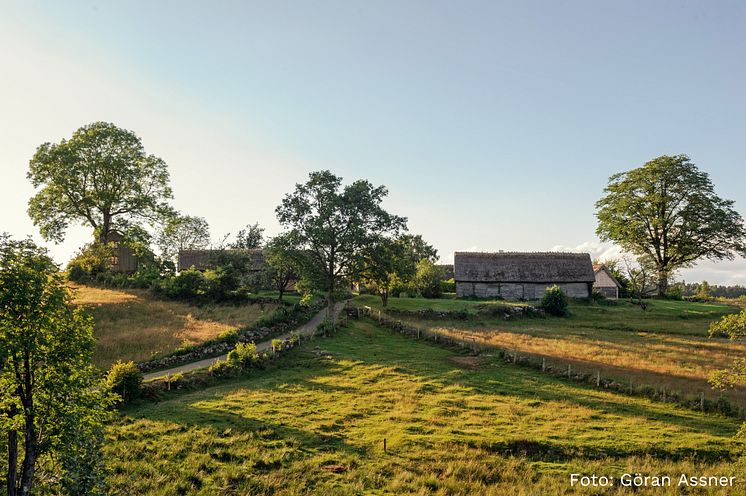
[
  {"x1": 381, "y1": 290, "x2": 388, "y2": 307},
  {"x1": 7, "y1": 428, "x2": 17, "y2": 496},
  {"x1": 657, "y1": 271, "x2": 668, "y2": 297},
  {"x1": 19, "y1": 422, "x2": 35, "y2": 496}
]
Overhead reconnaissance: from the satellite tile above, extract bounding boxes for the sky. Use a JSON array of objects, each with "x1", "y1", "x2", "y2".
[{"x1": 1, "y1": 0, "x2": 745, "y2": 284}]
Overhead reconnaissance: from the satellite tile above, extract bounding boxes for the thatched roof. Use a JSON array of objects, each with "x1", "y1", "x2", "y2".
[
  {"x1": 178, "y1": 249, "x2": 265, "y2": 272},
  {"x1": 454, "y1": 252, "x2": 595, "y2": 283}
]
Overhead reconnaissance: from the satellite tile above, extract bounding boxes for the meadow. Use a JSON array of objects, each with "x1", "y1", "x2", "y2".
[
  {"x1": 70, "y1": 284, "x2": 280, "y2": 368},
  {"x1": 353, "y1": 295, "x2": 746, "y2": 408},
  {"x1": 106, "y1": 319, "x2": 744, "y2": 495}
]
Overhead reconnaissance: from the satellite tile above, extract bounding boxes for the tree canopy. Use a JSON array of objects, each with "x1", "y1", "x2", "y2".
[
  {"x1": 231, "y1": 222, "x2": 265, "y2": 250},
  {"x1": 27, "y1": 122, "x2": 173, "y2": 244},
  {"x1": 596, "y1": 155, "x2": 746, "y2": 296},
  {"x1": 0, "y1": 234, "x2": 113, "y2": 496},
  {"x1": 276, "y1": 170, "x2": 406, "y2": 311},
  {"x1": 157, "y1": 214, "x2": 211, "y2": 263}
]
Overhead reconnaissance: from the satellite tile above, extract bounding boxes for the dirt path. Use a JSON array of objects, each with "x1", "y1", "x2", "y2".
[{"x1": 143, "y1": 302, "x2": 346, "y2": 381}]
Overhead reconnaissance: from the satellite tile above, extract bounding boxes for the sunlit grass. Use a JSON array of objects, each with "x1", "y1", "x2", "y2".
[
  {"x1": 356, "y1": 295, "x2": 746, "y2": 406},
  {"x1": 70, "y1": 283, "x2": 280, "y2": 369},
  {"x1": 105, "y1": 320, "x2": 743, "y2": 495}
]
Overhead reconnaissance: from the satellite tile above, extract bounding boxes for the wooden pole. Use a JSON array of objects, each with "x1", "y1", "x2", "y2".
[
  {"x1": 541, "y1": 357, "x2": 546, "y2": 372},
  {"x1": 700, "y1": 392, "x2": 705, "y2": 411},
  {"x1": 383, "y1": 438, "x2": 387, "y2": 453},
  {"x1": 567, "y1": 364, "x2": 571, "y2": 379},
  {"x1": 596, "y1": 370, "x2": 600, "y2": 387}
]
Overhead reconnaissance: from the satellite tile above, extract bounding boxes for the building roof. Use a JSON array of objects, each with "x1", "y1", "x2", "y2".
[
  {"x1": 178, "y1": 249, "x2": 265, "y2": 272},
  {"x1": 592, "y1": 264, "x2": 623, "y2": 288},
  {"x1": 454, "y1": 251, "x2": 595, "y2": 283}
]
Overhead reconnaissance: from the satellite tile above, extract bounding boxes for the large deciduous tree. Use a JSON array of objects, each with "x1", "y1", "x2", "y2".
[
  {"x1": 276, "y1": 171, "x2": 406, "y2": 314},
  {"x1": 263, "y1": 234, "x2": 304, "y2": 301},
  {"x1": 596, "y1": 155, "x2": 746, "y2": 296},
  {"x1": 0, "y1": 234, "x2": 113, "y2": 496},
  {"x1": 231, "y1": 222, "x2": 265, "y2": 249},
  {"x1": 27, "y1": 122, "x2": 173, "y2": 244},
  {"x1": 360, "y1": 237, "x2": 416, "y2": 307},
  {"x1": 157, "y1": 214, "x2": 211, "y2": 264}
]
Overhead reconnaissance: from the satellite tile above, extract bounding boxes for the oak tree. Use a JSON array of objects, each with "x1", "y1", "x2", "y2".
[
  {"x1": 27, "y1": 122, "x2": 173, "y2": 244},
  {"x1": 276, "y1": 171, "x2": 406, "y2": 314},
  {"x1": 596, "y1": 155, "x2": 746, "y2": 296}
]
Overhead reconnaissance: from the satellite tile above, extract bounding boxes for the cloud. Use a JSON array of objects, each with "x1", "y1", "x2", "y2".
[{"x1": 550, "y1": 241, "x2": 746, "y2": 286}]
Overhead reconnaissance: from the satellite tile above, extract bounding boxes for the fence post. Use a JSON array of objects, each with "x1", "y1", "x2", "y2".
[
  {"x1": 662, "y1": 387, "x2": 666, "y2": 402},
  {"x1": 541, "y1": 357, "x2": 546, "y2": 372},
  {"x1": 378, "y1": 310, "x2": 381, "y2": 323},
  {"x1": 596, "y1": 370, "x2": 600, "y2": 387},
  {"x1": 567, "y1": 364, "x2": 571, "y2": 379},
  {"x1": 700, "y1": 392, "x2": 705, "y2": 411}
]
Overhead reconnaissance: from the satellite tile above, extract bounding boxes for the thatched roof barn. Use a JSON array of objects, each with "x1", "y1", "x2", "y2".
[
  {"x1": 454, "y1": 251, "x2": 595, "y2": 300},
  {"x1": 592, "y1": 264, "x2": 622, "y2": 299},
  {"x1": 178, "y1": 249, "x2": 265, "y2": 272}
]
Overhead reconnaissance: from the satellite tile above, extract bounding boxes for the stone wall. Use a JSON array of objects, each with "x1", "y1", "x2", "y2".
[{"x1": 456, "y1": 281, "x2": 590, "y2": 300}]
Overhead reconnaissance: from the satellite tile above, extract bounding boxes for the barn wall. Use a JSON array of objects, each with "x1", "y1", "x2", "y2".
[
  {"x1": 456, "y1": 281, "x2": 590, "y2": 300},
  {"x1": 595, "y1": 286, "x2": 619, "y2": 299}
]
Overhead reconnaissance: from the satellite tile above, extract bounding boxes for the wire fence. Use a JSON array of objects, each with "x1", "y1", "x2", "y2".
[{"x1": 347, "y1": 303, "x2": 744, "y2": 420}]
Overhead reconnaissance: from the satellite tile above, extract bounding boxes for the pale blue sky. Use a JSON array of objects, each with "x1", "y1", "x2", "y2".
[{"x1": 1, "y1": 1, "x2": 745, "y2": 283}]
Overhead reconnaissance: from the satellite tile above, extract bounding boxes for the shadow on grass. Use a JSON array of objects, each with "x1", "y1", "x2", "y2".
[{"x1": 124, "y1": 319, "x2": 741, "y2": 463}]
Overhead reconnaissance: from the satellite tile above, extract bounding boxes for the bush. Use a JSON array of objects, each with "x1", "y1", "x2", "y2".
[
  {"x1": 65, "y1": 242, "x2": 115, "y2": 282},
  {"x1": 540, "y1": 285, "x2": 569, "y2": 316},
  {"x1": 163, "y1": 269, "x2": 205, "y2": 300},
  {"x1": 708, "y1": 309, "x2": 746, "y2": 339},
  {"x1": 226, "y1": 342, "x2": 260, "y2": 367},
  {"x1": 441, "y1": 278, "x2": 456, "y2": 293},
  {"x1": 414, "y1": 260, "x2": 445, "y2": 299},
  {"x1": 106, "y1": 361, "x2": 143, "y2": 404}
]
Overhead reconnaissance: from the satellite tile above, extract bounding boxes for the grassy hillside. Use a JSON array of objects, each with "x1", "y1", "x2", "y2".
[
  {"x1": 70, "y1": 284, "x2": 280, "y2": 369},
  {"x1": 355, "y1": 296, "x2": 746, "y2": 407},
  {"x1": 106, "y1": 320, "x2": 743, "y2": 495}
]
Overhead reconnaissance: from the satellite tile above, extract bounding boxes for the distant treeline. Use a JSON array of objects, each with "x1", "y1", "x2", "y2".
[{"x1": 678, "y1": 282, "x2": 746, "y2": 299}]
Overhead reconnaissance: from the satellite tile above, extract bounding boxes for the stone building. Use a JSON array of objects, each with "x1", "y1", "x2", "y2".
[
  {"x1": 592, "y1": 264, "x2": 622, "y2": 299},
  {"x1": 454, "y1": 251, "x2": 595, "y2": 300}
]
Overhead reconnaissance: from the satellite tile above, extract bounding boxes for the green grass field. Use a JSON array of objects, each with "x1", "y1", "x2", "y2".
[
  {"x1": 106, "y1": 320, "x2": 744, "y2": 495},
  {"x1": 355, "y1": 296, "x2": 746, "y2": 407}
]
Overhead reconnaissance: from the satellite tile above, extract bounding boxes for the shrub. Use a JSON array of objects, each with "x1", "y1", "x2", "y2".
[
  {"x1": 441, "y1": 278, "x2": 456, "y2": 293},
  {"x1": 414, "y1": 260, "x2": 445, "y2": 299},
  {"x1": 708, "y1": 309, "x2": 746, "y2": 339},
  {"x1": 106, "y1": 361, "x2": 143, "y2": 404},
  {"x1": 66, "y1": 242, "x2": 115, "y2": 282},
  {"x1": 226, "y1": 342, "x2": 260, "y2": 367},
  {"x1": 540, "y1": 285, "x2": 569, "y2": 316},
  {"x1": 165, "y1": 268, "x2": 206, "y2": 300}
]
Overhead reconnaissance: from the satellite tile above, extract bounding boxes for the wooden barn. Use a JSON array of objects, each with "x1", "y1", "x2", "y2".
[
  {"x1": 177, "y1": 249, "x2": 266, "y2": 272},
  {"x1": 106, "y1": 232, "x2": 138, "y2": 273},
  {"x1": 592, "y1": 264, "x2": 622, "y2": 299},
  {"x1": 454, "y1": 251, "x2": 595, "y2": 300}
]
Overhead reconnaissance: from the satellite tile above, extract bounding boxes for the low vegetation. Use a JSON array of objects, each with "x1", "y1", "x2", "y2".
[
  {"x1": 70, "y1": 283, "x2": 280, "y2": 368},
  {"x1": 106, "y1": 320, "x2": 744, "y2": 495},
  {"x1": 355, "y1": 295, "x2": 746, "y2": 407}
]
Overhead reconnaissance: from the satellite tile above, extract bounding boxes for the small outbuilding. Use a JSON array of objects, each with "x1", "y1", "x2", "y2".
[
  {"x1": 592, "y1": 264, "x2": 622, "y2": 299},
  {"x1": 454, "y1": 251, "x2": 595, "y2": 300},
  {"x1": 106, "y1": 232, "x2": 138, "y2": 273}
]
